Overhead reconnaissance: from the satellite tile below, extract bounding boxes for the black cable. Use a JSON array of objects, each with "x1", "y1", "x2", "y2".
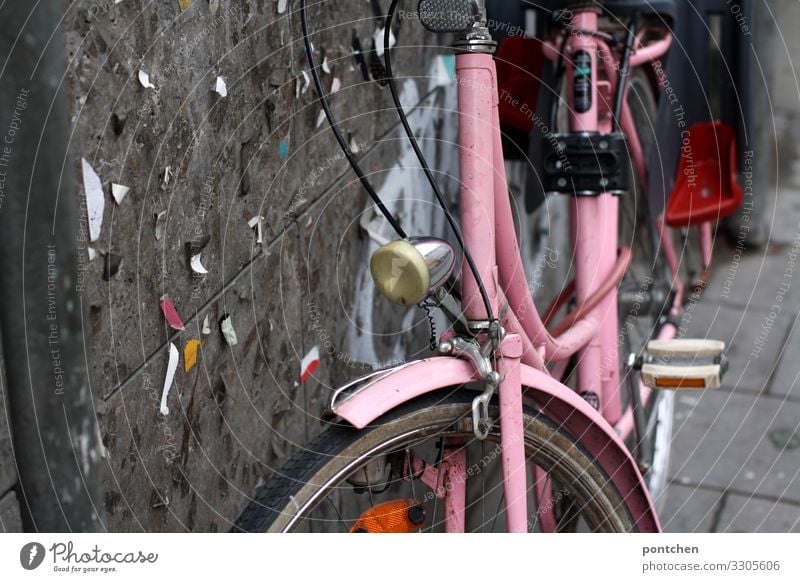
[
  {"x1": 549, "y1": 31, "x2": 570, "y2": 131},
  {"x1": 612, "y1": 14, "x2": 638, "y2": 131},
  {"x1": 300, "y1": 0, "x2": 407, "y2": 238},
  {"x1": 419, "y1": 300, "x2": 438, "y2": 351},
  {"x1": 384, "y1": 0, "x2": 495, "y2": 322}
]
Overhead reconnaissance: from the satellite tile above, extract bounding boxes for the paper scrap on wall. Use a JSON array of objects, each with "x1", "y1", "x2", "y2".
[
  {"x1": 160, "y1": 295, "x2": 186, "y2": 331},
  {"x1": 300, "y1": 346, "x2": 320, "y2": 383},
  {"x1": 248, "y1": 216, "x2": 265, "y2": 244},
  {"x1": 213, "y1": 76, "x2": 227, "y2": 97},
  {"x1": 220, "y1": 314, "x2": 238, "y2": 346},
  {"x1": 184, "y1": 339, "x2": 201, "y2": 372},
  {"x1": 111, "y1": 183, "x2": 129, "y2": 204},
  {"x1": 81, "y1": 158, "x2": 105, "y2": 242},
  {"x1": 138, "y1": 70, "x2": 155, "y2": 89},
  {"x1": 160, "y1": 343, "x2": 180, "y2": 415}
]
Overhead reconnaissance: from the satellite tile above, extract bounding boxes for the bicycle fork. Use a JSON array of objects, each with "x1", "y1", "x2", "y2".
[
  {"x1": 496, "y1": 334, "x2": 528, "y2": 533},
  {"x1": 437, "y1": 334, "x2": 528, "y2": 533}
]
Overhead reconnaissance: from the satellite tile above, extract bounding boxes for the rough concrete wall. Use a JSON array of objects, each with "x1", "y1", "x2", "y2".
[
  {"x1": 0, "y1": 334, "x2": 23, "y2": 532},
  {"x1": 63, "y1": 0, "x2": 457, "y2": 531}
]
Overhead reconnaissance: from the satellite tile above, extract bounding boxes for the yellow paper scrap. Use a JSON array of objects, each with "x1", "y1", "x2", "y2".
[
  {"x1": 179, "y1": 0, "x2": 194, "y2": 12},
  {"x1": 184, "y1": 339, "x2": 201, "y2": 372}
]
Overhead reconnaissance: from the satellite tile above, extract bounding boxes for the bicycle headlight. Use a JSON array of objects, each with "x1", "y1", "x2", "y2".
[{"x1": 370, "y1": 237, "x2": 456, "y2": 306}]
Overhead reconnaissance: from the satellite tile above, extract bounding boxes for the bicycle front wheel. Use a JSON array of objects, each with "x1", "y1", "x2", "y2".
[{"x1": 233, "y1": 391, "x2": 643, "y2": 532}]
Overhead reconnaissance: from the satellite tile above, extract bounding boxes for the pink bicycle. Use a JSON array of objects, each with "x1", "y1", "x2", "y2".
[{"x1": 234, "y1": 0, "x2": 726, "y2": 533}]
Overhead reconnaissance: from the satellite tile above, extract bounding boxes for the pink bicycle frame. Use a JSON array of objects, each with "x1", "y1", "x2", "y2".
[
  {"x1": 333, "y1": 9, "x2": 680, "y2": 532},
  {"x1": 456, "y1": 9, "x2": 676, "y2": 531}
]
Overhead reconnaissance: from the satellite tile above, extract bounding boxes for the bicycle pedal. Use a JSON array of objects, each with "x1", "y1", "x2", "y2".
[{"x1": 640, "y1": 339, "x2": 726, "y2": 390}]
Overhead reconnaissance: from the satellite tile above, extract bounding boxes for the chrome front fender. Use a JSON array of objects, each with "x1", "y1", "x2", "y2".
[{"x1": 328, "y1": 356, "x2": 661, "y2": 532}]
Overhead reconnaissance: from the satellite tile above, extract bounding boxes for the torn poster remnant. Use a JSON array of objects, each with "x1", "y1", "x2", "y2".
[
  {"x1": 160, "y1": 343, "x2": 180, "y2": 415},
  {"x1": 248, "y1": 216, "x2": 265, "y2": 244},
  {"x1": 111, "y1": 183, "x2": 130, "y2": 204},
  {"x1": 300, "y1": 346, "x2": 320, "y2": 383},
  {"x1": 213, "y1": 76, "x2": 227, "y2": 97},
  {"x1": 154, "y1": 211, "x2": 167, "y2": 240},
  {"x1": 190, "y1": 254, "x2": 208, "y2": 275},
  {"x1": 373, "y1": 27, "x2": 396, "y2": 57},
  {"x1": 187, "y1": 234, "x2": 211, "y2": 275},
  {"x1": 138, "y1": 70, "x2": 155, "y2": 89},
  {"x1": 160, "y1": 295, "x2": 186, "y2": 331},
  {"x1": 220, "y1": 314, "x2": 238, "y2": 346},
  {"x1": 81, "y1": 158, "x2": 105, "y2": 242},
  {"x1": 184, "y1": 339, "x2": 201, "y2": 372}
]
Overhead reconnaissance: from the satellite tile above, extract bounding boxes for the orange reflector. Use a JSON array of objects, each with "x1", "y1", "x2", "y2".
[
  {"x1": 655, "y1": 377, "x2": 706, "y2": 389},
  {"x1": 349, "y1": 499, "x2": 426, "y2": 533}
]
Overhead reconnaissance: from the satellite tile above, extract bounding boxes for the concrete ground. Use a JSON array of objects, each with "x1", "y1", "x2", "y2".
[
  {"x1": 657, "y1": 0, "x2": 800, "y2": 535},
  {"x1": 660, "y1": 156, "x2": 800, "y2": 533}
]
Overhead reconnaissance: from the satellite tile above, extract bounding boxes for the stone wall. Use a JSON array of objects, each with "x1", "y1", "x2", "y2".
[{"x1": 58, "y1": 0, "x2": 459, "y2": 531}]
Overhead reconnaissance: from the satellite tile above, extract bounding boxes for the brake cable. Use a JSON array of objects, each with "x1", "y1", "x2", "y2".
[
  {"x1": 300, "y1": 0, "x2": 406, "y2": 238},
  {"x1": 301, "y1": 0, "x2": 497, "y2": 329},
  {"x1": 384, "y1": 0, "x2": 496, "y2": 324}
]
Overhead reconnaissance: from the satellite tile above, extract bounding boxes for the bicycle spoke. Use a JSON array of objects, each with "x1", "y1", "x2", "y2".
[
  {"x1": 530, "y1": 473, "x2": 552, "y2": 533},
  {"x1": 325, "y1": 494, "x2": 349, "y2": 533},
  {"x1": 480, "y1": 439, "x2": 485, "y2": 533},
  {"x1": 490, "y1": 491, "x2": 505, "y2": 532}
]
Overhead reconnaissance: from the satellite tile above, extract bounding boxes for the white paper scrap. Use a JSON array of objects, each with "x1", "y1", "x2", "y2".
[
  {"x1": 278, "y1": 0, "x2": 288, "y2": 14},
  {"x1": 155, "y1": 211, "x2": 167, "y2": 241},
  {"x1": 220, "y1": 315, "x2": 238, "y2": 346},
  {"x1": 374, "y1": 27, "x2": 396, "y2": 57},
  {"x1": 81, "y1": 158, "x2": 105, "y2": 242},
  {"x1": 88, "y1": 247, "x2": 97, "y2": 261},
  {"x1": 138, "y1": 70, "x2": 155, "y2": 89},
  {"x1": 160, "y1": 343, "x2": 180, "y2": 415},
  {"x1": 331, "y1": 77, "x2": 342, "y2": 94},
  {"x1": 111, "y1": 183, "x2": 130, "y2": 204},
  {"x1": 322, "y1": 56, "x2": 331, "y2": 74},
  {"x1": 190, "y1": 254, "x2": 208, "y2": 275},
  {"x1": 214, "y1": 76, "x2": 227, "y2": 97},
  {"x1": 201, "y1": 314, "x2": 211, "y2": 335},
  {"x1": 248, "y1": 215, "x2": 265, "y2": 244}
]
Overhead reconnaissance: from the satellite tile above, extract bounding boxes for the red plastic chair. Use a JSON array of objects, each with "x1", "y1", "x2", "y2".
[{"x1": 665, "y1": 121, "x2": 743, "y2": 227}]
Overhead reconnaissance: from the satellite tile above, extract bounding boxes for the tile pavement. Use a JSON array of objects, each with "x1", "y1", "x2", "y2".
[{"x1": 661, "y1": 190, "x2": 800, "y2": 532}]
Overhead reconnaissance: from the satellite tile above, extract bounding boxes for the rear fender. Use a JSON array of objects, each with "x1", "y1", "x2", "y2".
[{"x1": 329, "y1": 357, "x2": 660, "y2": 532}]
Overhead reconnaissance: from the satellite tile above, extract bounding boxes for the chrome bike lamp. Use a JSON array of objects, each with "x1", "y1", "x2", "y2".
[{"x1": 370, "y1": 237, "x2": 457, "y2": 306}]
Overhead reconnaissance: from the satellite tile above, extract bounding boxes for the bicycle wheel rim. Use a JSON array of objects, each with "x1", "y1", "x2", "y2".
[{"x1": 235, "y1": 393, "x2": 637, "y2": 533}]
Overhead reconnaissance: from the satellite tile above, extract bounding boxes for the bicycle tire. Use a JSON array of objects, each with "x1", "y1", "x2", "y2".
[{"x1": 232, "y1": 391, "x2": 642, "y2": 533}]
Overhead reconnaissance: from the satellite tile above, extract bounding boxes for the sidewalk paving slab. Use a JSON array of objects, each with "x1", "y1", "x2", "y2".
[
  {"x1": 766, "y1": 314, "x2": 800, "y2": 398},
  {"x1": 670, "y1": 390, "x2": 800, "y2": 504},
  {"x1": 716, "y1": 493, "x2": 800, "y2": 532},
  {"x1": 660, "y1": 484, "x2": 723, "y2": 533},
  {"x1": 701, "y1": 245, "x2": 800, "y2": 310},
  {"x1": 681, "y1": 302, "x2": 793, "y2": 393}
]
